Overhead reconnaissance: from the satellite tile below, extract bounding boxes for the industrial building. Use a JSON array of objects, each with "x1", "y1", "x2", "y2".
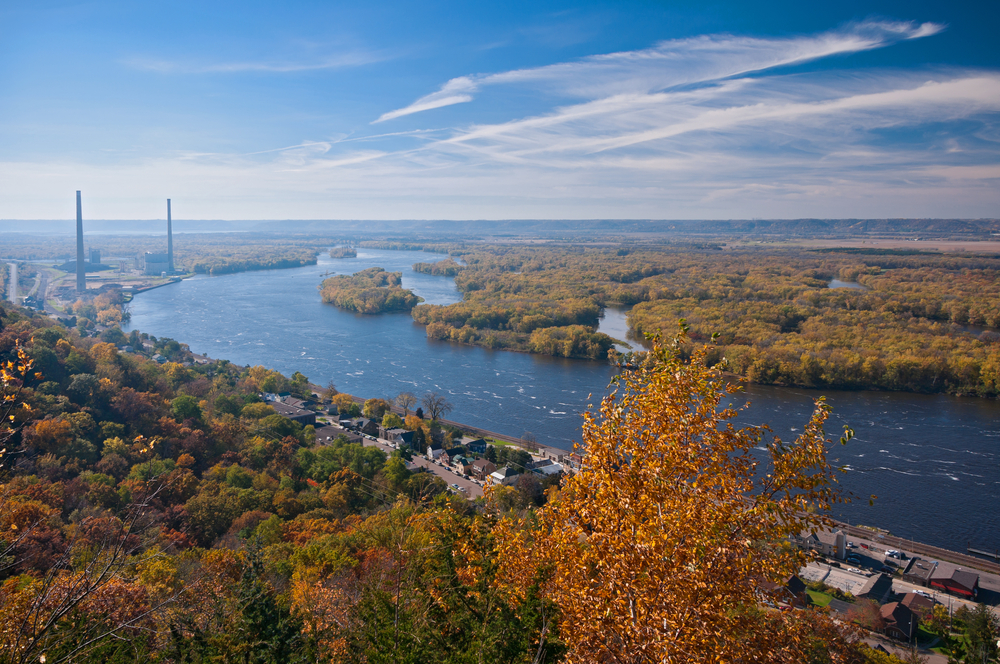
[{"x1": 144, "y1": 252, "x2": 170, "y2": 276}]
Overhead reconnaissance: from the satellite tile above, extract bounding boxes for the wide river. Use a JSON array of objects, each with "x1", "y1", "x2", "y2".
[{"x1": 126, "y1": 248, "x2": 1000, "y2": 553}]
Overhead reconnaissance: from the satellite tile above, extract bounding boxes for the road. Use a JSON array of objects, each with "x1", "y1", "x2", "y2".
[{"x1": 316, "y1": 419, "x2": 484, "y2": 499}]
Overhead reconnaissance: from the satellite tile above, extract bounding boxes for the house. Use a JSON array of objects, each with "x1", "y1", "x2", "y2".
[
  {"x1": 466, "y1": 438, "x2": 488, "y2": 454},
  {"x1": 530, "y1": 458, "x2": 564, "y2": 476},
  {"x1": 792, "y1": 529, "x2": 846, "y2": 560},
  {"x1": 439, "y1": 446, "x2": 468, "y2": 466},
  {"x1": 879, "y1": 602, "x2": 918, "y2": 641},
  {"x1": 902, "y1": 558, "x2": 937, "y2": 587},
  {"x1": 929, "y1": 563, "x2": 979, "y2": 599},
  {"x1": 760, "y1": 574, "x2": 810, "y2": 608},
  {"x1": 427, "y1": 442, "x2": 445, "y2": 461},
  {"x1": 855, "y1": 574, "x2": 894, "y2": 605},
  {"x1": 384, "y1": 428, "x2": 415, "y2": 447},
  {"x1": 282, "y1": 396, "x2": 313, "y2": 410},
  {"x1": 451, "y1": 455, "x2": 473, "y2": 475},
  {"x1": 900, "y1": 592, "x2": 936, "y2": 615},
  {"x1": 489, "y1": 466, "x2": 520, "y2": 486},
  {"x1": 471, "y1": 459, "x2": 497, "y2": 480},
  {"x1": 270, "y1": 400, "x2": 317, "y2": 427},
  {"x1": 347, "y1": 418, "x2": 380, "y2": 437}
]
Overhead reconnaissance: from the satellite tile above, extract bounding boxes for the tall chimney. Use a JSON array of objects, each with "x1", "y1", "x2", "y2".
[
  {"x1": 167, "y1": 199, "x2": 174, "y2": 273},
  {"x1": 76, "y1": 191, "x2": 86, "y2": 292}
]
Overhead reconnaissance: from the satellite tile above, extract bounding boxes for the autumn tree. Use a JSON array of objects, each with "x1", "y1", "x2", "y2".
[
  {"x1": 331, "y1": 393, "x2": 360, "y2": 417},
  {"x1": 395, "y1": 392, "x2": 417, "y2": 417},
  {"x1": 363, "y1": 398, "x2": 391, "y2": 421},
  {"x1": 495, "y1": 328, "x2": 858, "y2": 663}
]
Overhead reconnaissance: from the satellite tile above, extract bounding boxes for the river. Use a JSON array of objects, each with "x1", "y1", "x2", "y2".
[{"x1": 125, "y1": 248, "x2": 1000, "y2": 553}]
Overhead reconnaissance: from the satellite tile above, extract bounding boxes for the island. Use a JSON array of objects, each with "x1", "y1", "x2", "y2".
[{"x1": 319, "y1": 266, "x2": 422, "y2": 313}]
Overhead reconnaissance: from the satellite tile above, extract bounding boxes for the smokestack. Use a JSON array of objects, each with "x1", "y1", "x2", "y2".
[
  {"x1": 76, "y1": 191, "x2": 86, "y2": 293},
  {"x1": 167, "y1": 199, "x2": 174, "y2": 273}
]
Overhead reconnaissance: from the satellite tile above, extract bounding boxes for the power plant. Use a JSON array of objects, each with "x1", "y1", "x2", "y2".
[
  {"x1": 64, "y1": 192, "x2": 179, "y2": 294},
  {"x1": 167, "y1": 198, "x2": 174, "y2": 273},
  {"x1": 75, "y1": 191, "x2": 85, "y2": 292}
]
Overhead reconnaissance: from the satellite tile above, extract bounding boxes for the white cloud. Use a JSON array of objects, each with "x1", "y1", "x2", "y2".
[
  {"x1": 10, "y1": 20, "x2": 1000, "y2": 221},
  {"x1": 124, "y1": 50, "x2": 386, "y2": 74},
  {"x1": 376, "y1": 20, "x2": 944, "y2": 122}
]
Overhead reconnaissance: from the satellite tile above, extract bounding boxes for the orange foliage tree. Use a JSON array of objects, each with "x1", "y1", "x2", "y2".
[{"x1": 495, "y1": 328, "x2": 861, "y2": 663}]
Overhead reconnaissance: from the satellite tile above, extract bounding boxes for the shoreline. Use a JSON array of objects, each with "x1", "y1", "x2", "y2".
[{"x1": 184, "y1": 347, "x2": 999, "y2": 578}]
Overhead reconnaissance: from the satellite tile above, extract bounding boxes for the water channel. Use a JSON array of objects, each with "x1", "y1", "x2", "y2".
[{"x1": 125, "y1": 248, "x2": 1000, "y2": 552}]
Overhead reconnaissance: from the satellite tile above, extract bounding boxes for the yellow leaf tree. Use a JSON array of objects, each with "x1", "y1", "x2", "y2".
[{"x1": 496, "y1": 328, "x2": 859, "y2": 663}]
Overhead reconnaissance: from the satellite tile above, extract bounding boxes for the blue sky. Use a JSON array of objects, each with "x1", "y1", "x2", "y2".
[{"x1": 1, "y1": 0, "x2": 999, "y2": 220}]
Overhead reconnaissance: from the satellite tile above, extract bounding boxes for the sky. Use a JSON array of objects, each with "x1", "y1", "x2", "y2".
[{"x1": 1, "y1": 0, "x2": 999, "y2": 221}]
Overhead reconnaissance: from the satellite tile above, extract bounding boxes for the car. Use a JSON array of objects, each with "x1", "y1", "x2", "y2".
[
  {"x1": 846, "y1": 556, "x2": 861, "y2": 564},
  {"x1": 880, "y1": 566, "x2": 896, "y2": 574},
  {"x1": 847, "y1": 542, "x2": 856, "y2": 548},
  {"x1": 829, "y1": 561, "x2": 841, "y2": 568}
]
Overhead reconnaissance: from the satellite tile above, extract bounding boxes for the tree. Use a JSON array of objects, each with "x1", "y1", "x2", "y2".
[
  {"x1": 414, "y1": 407, "x2": 424, "y2": 420},
  {"x1": 395, "y1": 392, "x2": 417, "y2": 417},
  {"x1": 324, "y1": 381, "x2": 338, "y2": 402},
  {"x1": 847, "y1": 599, "x2": 887, "y2": 633},
  {"x1": 956, "y1": 603, "x2": 999, "y2": 664},
  {"x1": 494, "y1": 329, "x2": 857, "y2": 663},
  {"x1": 520, "y1": 431, "x2": 538, "y2": 451},
  {"x1": 420, "y1": 392, "x2": 453, "y2": 421},
  {"x1": 363, "y1": 398, "x2": 391, "y2": 421},
  {"x1": 171, "y1": 394, "x2": 202, "y2": 423},
  {"x1": 382, "y1": 412, "x2": 404, "y2": 430},
  {"x1": 924, "y1": 603, "x2": 951, "y2": 640}
]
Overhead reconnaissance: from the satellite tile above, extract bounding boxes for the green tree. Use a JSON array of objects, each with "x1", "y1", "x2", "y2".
[
  {"x1": 955, "y1": 603, "x2": 999, "y2": 664},
  {"x1": 172, "y1": 394, "x2": 202, "y2": 422}
]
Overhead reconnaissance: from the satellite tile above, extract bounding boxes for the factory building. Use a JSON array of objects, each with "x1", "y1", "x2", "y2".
[{"x1": 144, "y1": 252, "x2": 170, "y2": 276}]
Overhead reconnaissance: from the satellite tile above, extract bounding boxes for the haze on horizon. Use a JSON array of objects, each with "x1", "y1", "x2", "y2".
[{"x1": 1, "y1": 0, "x2": 999, "y2": 222}]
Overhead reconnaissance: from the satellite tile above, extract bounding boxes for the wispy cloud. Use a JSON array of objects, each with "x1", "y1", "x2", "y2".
[
  {"x1": 12, "y1": 20, "x2": 1000, "y2": 221},
  {"x1": 125, "y1": 50, "x2": 386, "y2": 74},
  {"x1": 375, "y1": 20, "x2": 944, "y2": 122}
]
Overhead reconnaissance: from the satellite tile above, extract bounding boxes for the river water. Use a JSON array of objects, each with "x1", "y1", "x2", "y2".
[{"x1": 125, "y1": 248, "x2": 1000, "y2": 552}]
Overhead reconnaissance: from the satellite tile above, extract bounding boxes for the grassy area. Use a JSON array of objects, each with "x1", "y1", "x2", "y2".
[{"x1": 806, "y1": 590, "x2": 833, "y2": 607}]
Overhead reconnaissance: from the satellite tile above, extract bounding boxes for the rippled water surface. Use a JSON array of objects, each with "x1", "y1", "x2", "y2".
[{"x1": 126, "y1": 249, "x2": 1000, "y2": 552}]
